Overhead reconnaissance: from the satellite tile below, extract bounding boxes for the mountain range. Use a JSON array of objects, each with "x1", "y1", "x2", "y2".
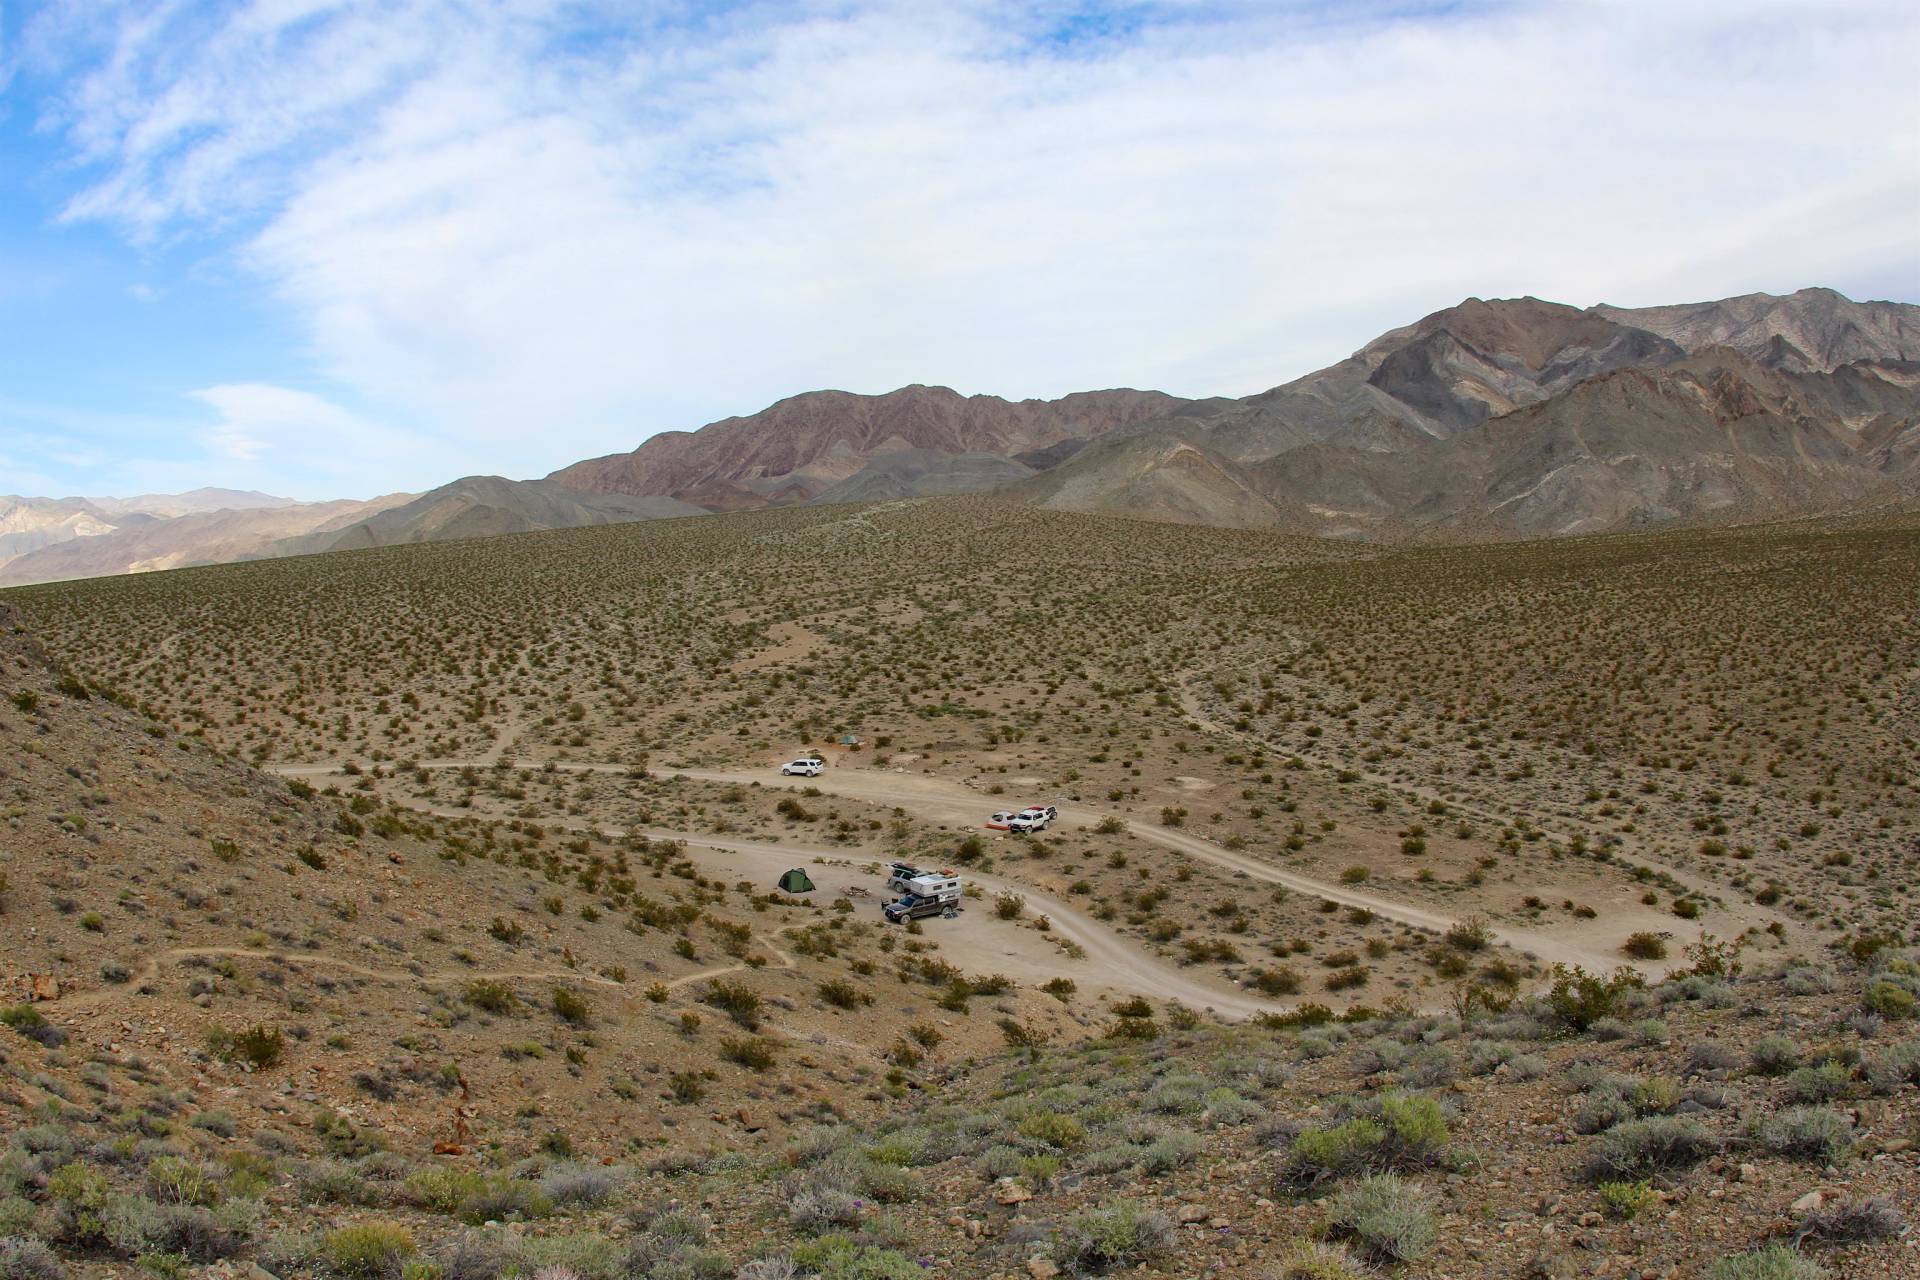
[{"x1": 7, "y1": 287, "x2": 1916, "y2": 583}]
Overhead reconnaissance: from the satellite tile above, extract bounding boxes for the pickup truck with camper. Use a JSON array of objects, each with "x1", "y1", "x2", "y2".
[
  {"x1": 780, "y1": 758, "x2": 824, "y2": 777},
  {"x1": 883, "y1": 871, "x2": 962, "y2": 923}
]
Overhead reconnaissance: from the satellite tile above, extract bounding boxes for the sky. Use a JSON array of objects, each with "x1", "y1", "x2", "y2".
[{"x1": 1, "y1": 0, "x2": 1917, "y2": 502}]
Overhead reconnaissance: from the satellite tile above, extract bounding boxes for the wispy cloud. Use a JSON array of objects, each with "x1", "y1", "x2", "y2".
[{"x1": 15, "y1": 0, "x2": 1920, "y2": 488}]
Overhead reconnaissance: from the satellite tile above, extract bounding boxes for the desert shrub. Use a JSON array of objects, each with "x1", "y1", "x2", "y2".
[
  {"x1": 100, "y1": 1195, "x2": 250, "y2": 1264},
  {"x1": 1269, "y1": 1242, "x2": 1366, "y2": 1280},
  {"x1": 134, "y1": 1161, "x2": 207, "y2": 1214},
  {"x1": 1202, "y1": 1088, "x2": 1263, "y2": 1126},
  {"x1": 1748, "y1": 1035, "x2": 1800, "y2": 1077},
  {"x1": 1053, "y1": 1199, "x2": 1173, "y2": 1275},
  {"x1": 189, "y1": 1111, "x2": 238, "y2": 1138},
  {"x1": 1573, "y1": 1089, "x2": 1638, "y2": 1136},
  {"x1": 1864, "y1": 1039, "x2": 1919, "y2": 1094},
  {"x1": 1541, "y1": 966, "x2": 1645, "y2": 1032},
  {"x1": 1443, "y1": 917, "x2": 1491, "y2": 951},
  {"x1": 538, "y1": 1164, "x2": 619, "y2": 1209},
  {"x1": 1322, "y1": 1175, "x2": 1436, "y2": 1265},
  {"x1": 1143, "y1": 1076, "x2": 1208, "y2": 1115},
  {"x1": 1586, "y1": 1117, "x2": 1716, "y2": 1180},
  {"x1": 1863, "y1": 979, "x2": 1916, "y2": 1020},
  {"x1": 787, "y1": 1236, "x2": 918, "y2": 1280},
  {"x1": 1749, "y1": 1107, "x2": 1852, "y2": 1162},
  {"x1": 1247, "y1": 967, "x2": 1302, "y2": 996},
  {"x1": 550, "y1": 988, "x2": 591, "y2": 1027},
  {"x1": 815, "y1": 979, "x2": 871, "y2": 1010},
  {"x1": 1782, "y1": 966, "x2": 1837, "y2": 996},
  {"x1": 1138, "y1": 1131, "x2": 1202, "y2": 1174},
  {"x1": 1796, "y1": 1194, "x2": 1906, "y2": 1243},
  {"x1": 1017, "y1": 1112, "x2": 1087, "y2": 1152},
  {"x1": 1622, "y1": 932, "x2": 1668, "y2": 960},
  {"x1": 208, "y1": 1025, "x2": 285, "y2": 1070},
  {"x1": 463, "y1": 982, "x2": 517, "y2": 1014},
  {"x1": 1353, "y1": 1037, "x2": 1409, "y2": 1074},
  {"x1": 703, "y1": 982, "x2": 761, "y2": 1029},
  {"x1": 1280, "y1": 1092, "x2": 1448, "y2": 1186},
  {"x1": 1686, "y1": 1042, "x2": 1741, "y2": 1075},
  {"x1": 735, "y1": 1258, "x2": 797, "y2": 1280},
  {"x1": 403, "y1": 1167, "x2": 488, "y2": 1215},
  {"x1": 783, "y1": 1178, "x2": 861, "y2": 1234},
  {"x1": 1597, "y1": 1179, "x2": 1657, "y2": 1220},
  {"x1": 430, "y1": 1230, "x2": 513, "y2": 1280},
  {"x1": 300, "y1": 1160, "x2": 379, "y2": 1207},
  {"x1": 0, "y1": 1238, "x2": 63, "y2": 1280},
  {"x1": 1704, "y1": 1247, "x2": 1827, "y2": 1280},
  {"x1": 718, "y1": 1037, "x2": 777, "y2": 1071},
  {"x1": 0, "y1": 1201, "x2": 34, "y2": 1238},
  {"x1": 1782, "y1": 1062, "x2": 1853, "y2": 1104},
  {"x1": 1403, "y1": 1048, "x2": 1459, "y2": 1087},
  {"x1": 455, "y1": 1180, "x2": 551, "y2": 1226},
  {"x1": 324, "y1": 1223, "x2": 416, "y2": 1279}
]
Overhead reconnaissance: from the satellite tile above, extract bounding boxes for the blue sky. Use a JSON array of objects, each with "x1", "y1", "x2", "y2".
[{"x1": 2, "y1": 0, "x2": 1917, "y2": 502}]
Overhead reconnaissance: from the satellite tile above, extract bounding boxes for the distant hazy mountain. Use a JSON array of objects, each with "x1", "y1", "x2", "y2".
[
  {"x1": 87, "y1": 488, "x2": 296, "y2": 518},
  {"x1": 0, "y1": 495, "x2": 412, "y2": 586},
  {"x1": 256, "y1": 476, "x2": 705, "y2": 558}
]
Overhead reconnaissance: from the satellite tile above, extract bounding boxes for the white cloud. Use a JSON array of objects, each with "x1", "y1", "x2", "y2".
[{"x1": 22, "y1": 0, "x2": 1920, "y2": 483}]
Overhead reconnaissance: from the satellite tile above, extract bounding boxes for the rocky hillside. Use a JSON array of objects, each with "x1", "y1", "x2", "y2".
[
  {"x1": 550, "y1": 385, "x2": 1190, "y2": 509},
  {"x1": 545, "y1": 288, "x2": 1920, "y2": 541},
  {"x1": 1019, "y1": 300, "x2": 1920, "y2": 538}
]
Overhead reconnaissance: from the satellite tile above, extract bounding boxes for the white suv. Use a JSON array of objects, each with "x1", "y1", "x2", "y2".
[
  {"x1": 1008, "y1": 805, "x2": 1056, "y2": 834},
  {"x1": 780, "y1": 758, "x2": 824, "y2": 777}
]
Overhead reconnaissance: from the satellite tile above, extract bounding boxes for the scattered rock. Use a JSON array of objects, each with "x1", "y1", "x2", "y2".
[{"x1": 1790, "y1": 1190, "x2": 1826, "y2": 1215}]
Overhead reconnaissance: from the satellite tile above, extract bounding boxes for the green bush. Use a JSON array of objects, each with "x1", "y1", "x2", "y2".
[
  {"x1": 1598, "y1": 1179, "x2": 1657, "y2": 1220},
  {"x1": 322, "y1": 1224, "x2": 415, "y2": 1279},
  {"x1": 1864, "y1": 979, "x2": 1916, "y2": 1020},
  {"x1": 1543, "y1": 966, "x2": 1644, "y2": 1032},
  {"x1": 704, "y1": 980, "x2": 762, "y2": 1028},
  {"x1": 550, "y1": 987, "x2": 591, "y2": 1026},
  {"x1": 1281, "y1": 1091, "x2": 1448, "y2": 1186},
  {"x1": 462, "y1": 981, "x2": 516, "y2": 1014},
  {"x1": 1017, "y1": 1112, "x2": 1087, "y2": 1152},
  {"x1": 1782, "y1": 1062, "x2": 1853, "y2": 1104},
  {"x1": 720, "y1": 1036, "x2": 777, "y2": 1070},
  {"x1": 208, "y1": 1025, "x2": 285, "y2": 1070}
]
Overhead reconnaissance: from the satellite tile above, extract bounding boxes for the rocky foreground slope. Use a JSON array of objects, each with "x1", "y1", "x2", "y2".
[{"x1": 0, "y1": 592, "x2": 1915, "y2": 1278}]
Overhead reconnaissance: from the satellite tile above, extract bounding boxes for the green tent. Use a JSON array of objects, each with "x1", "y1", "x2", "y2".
[{"x1": 778, "y1": 868, "x2": 816, "y2": 893}]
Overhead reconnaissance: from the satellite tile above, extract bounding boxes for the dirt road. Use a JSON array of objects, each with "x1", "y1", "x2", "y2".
[{"x1": 662, "y1": 766, "x2": 1649, "y2": 974}]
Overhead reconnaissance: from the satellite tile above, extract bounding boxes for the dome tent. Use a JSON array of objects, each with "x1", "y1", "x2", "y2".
[{"x1": 777, "y1": 867, "x2": 816, "y2": 893}]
